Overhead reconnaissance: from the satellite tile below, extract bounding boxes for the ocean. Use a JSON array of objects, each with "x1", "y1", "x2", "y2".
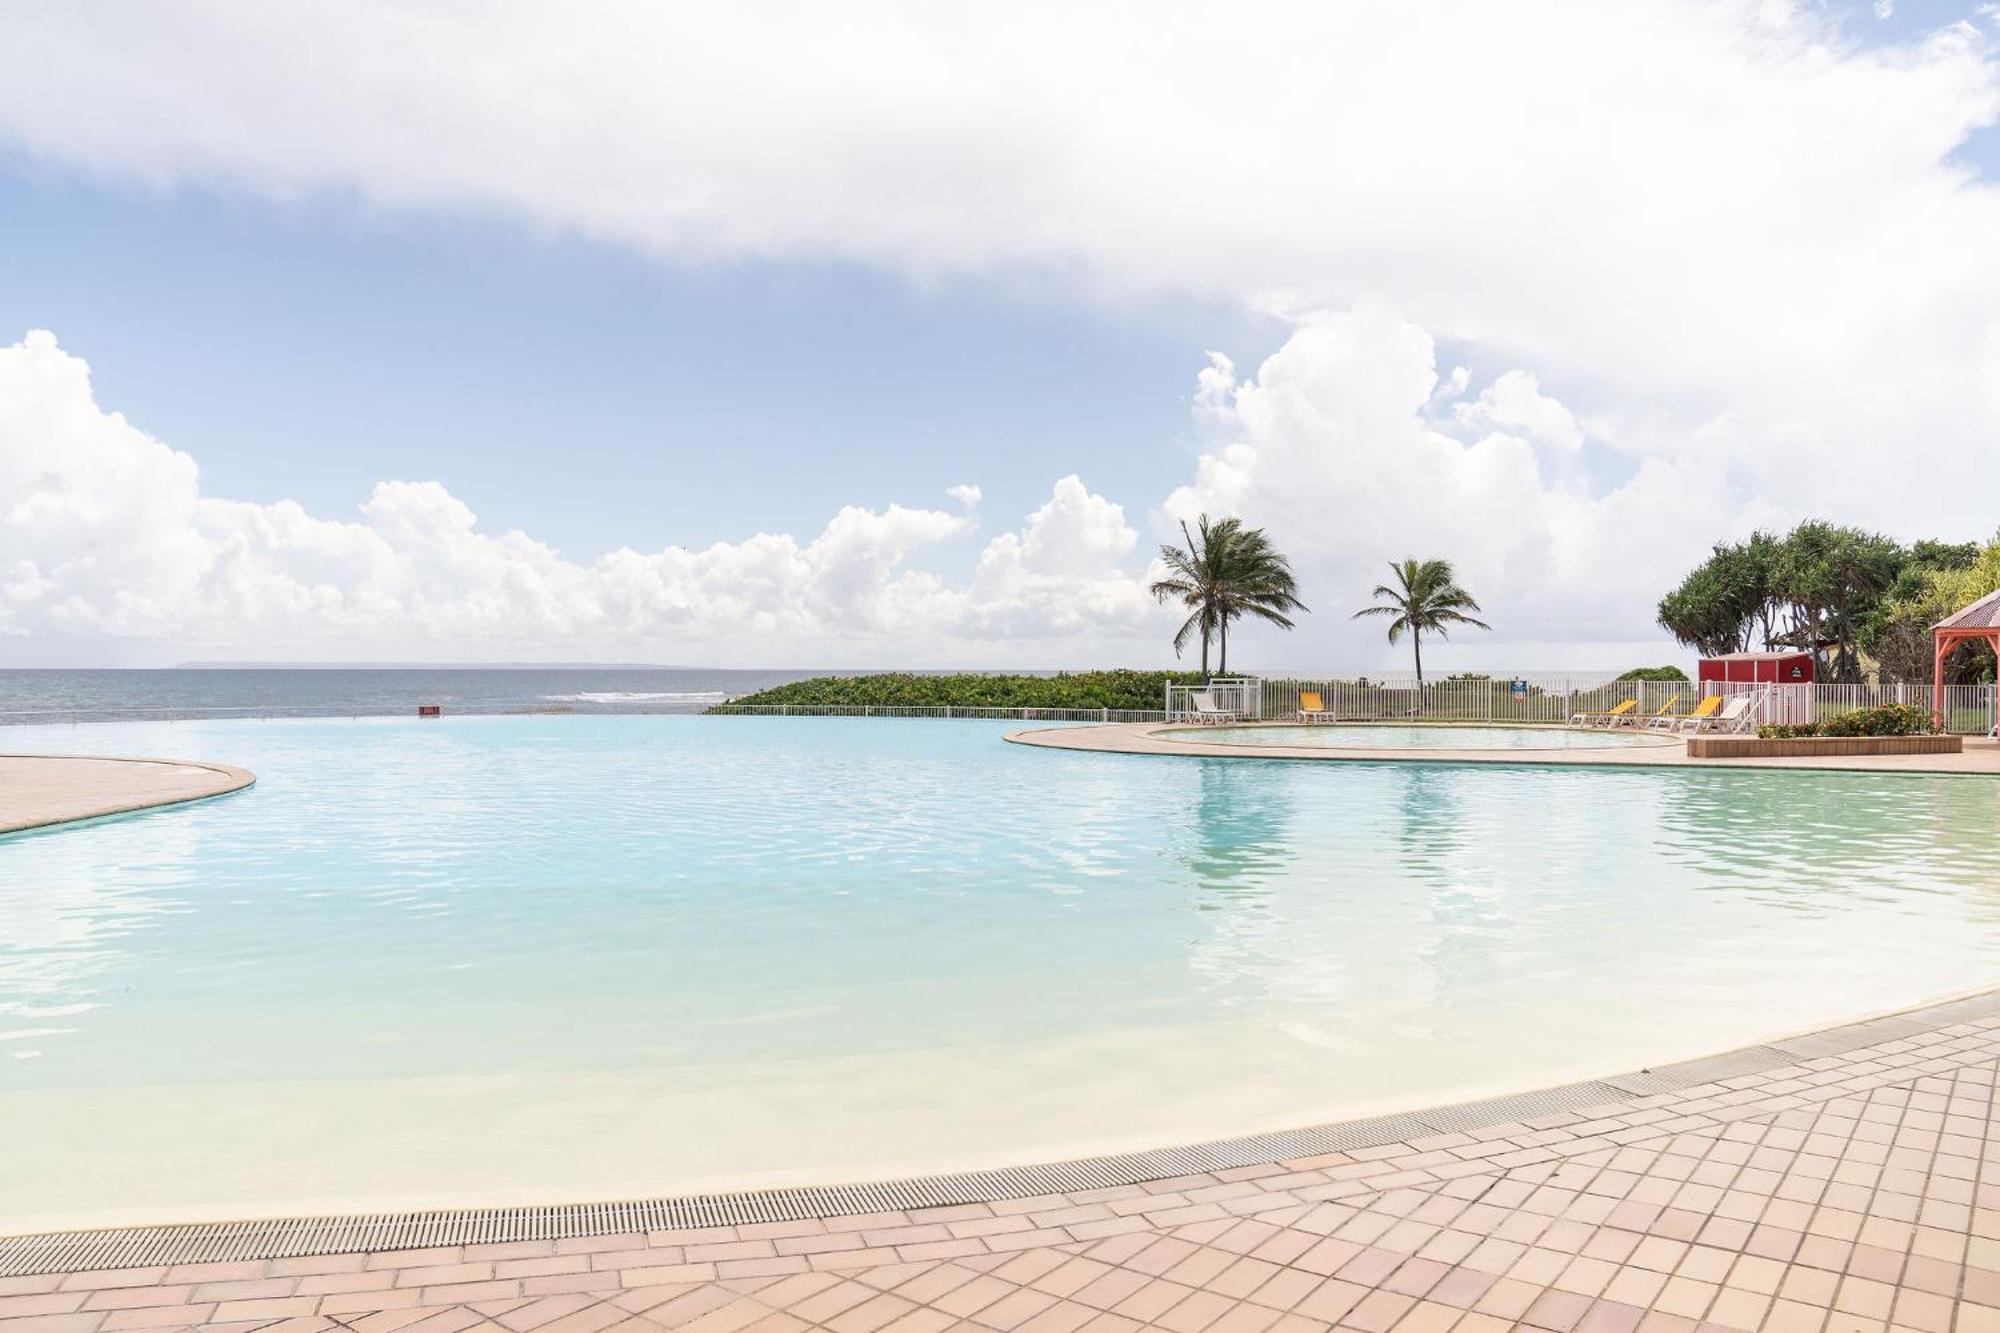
[{"x1": 0, "y1": 667, "x2": 848, "y2": 724}]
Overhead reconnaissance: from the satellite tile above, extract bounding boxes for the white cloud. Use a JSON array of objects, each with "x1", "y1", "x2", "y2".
[
  {"x1": 1, "y1": 1, "x2": 1994, "y2": 431},
  {"x1": 0, "y1": 332, "x2": 1161, "y2": 664},
  {"x1": 1452, "y1": 372, "x2": 1585, "y2": 455},
  {"x1": 3, "y1": 3, "x2": 2000, "y2": 667},
  {"x1": 1162, "y1": 309, "x2": 1805, "y2": 668},
  {"x1": 945, "y1": 484, "x2": 982, "y2": 509}
]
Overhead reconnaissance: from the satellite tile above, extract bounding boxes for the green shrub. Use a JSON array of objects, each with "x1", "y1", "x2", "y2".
[
  {"x1": 1817, "y1": 703, "x2": 1934, "y2": 736},
  {"x1": 715, "y1": 670, "x2": 1206, "y2": 712},
  {"x1": 1615, "y1": 666, "x2": 1690, "y2": 682},
  {"x1": 1755, "y1": 703, "x2": 1934, "y2": 740}
]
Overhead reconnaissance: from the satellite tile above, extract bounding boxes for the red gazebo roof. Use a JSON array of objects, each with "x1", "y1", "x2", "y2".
[{"x1": 1935, "y1": 586, "x2": 2000, "y2": 632}]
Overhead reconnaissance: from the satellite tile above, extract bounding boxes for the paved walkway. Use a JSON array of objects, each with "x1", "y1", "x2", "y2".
[
  {"x1": 1007, "y1": 724, "x2": 2000, "y2": 775},
  {"x1": 0, "y1": 754, "x2": 254, "y2": 835},
  {"x1": 7, "y1": 994, "x2": 2000, "y2": 1333}
]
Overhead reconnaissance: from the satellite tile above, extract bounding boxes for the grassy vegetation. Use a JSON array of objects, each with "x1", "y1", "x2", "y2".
[{"x1": 714, "y1": 670, "x2": 1206, "y2": 712}]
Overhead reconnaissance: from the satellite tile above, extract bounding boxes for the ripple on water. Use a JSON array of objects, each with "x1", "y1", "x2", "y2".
[{"x1": 1, "y1": 715, "x2": 1997, "y2": 1228}]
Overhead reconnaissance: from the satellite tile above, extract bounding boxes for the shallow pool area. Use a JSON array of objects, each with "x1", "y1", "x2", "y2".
[
  {"x1": 1164, "y1": 723, "x2": 1674, "y2": 749},
  {"x1": 5, "y1": 714, "x2": 2000, "y2": 1232}
]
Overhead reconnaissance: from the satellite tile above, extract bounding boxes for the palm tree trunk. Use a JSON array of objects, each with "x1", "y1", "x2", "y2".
[
  {"x1": 1413, "y1": 632, "x2": 1423, "y2": 685},
  {"x1": 1200, "y1": 627, "x2": 1210, "y2": 677},
  {"x1": 1219, "y1": 618, "x2": 1229, "y2": 676}
]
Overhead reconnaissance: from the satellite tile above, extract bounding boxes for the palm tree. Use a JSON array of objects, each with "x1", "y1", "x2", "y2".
[
  {"x1": 1352, "y1": 558, "x2": 1490, "y2": 683},
  {"x1": 1150, "y1": 515, "x2": 1306, "y2": 676}
]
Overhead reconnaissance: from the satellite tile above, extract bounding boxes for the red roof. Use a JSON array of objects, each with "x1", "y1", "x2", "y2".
[
  {"x1": 1935, "y1": 587, "x2": 2000, "y2": 632},
  {"x1": 1701, "y1": 651, "x2": 1813, "y2": 661}
]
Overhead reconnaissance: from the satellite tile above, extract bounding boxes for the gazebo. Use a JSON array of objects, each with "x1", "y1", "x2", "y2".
[{"x1": 1932, "y1": 587, "x2": 2000, "y2": 728}]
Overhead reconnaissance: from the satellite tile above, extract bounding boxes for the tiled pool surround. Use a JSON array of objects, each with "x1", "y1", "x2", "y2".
[
  {"x1": 4, "y1": 987, "x2": 2000, "y2": 1332},
  {"x1": 1012, "y1": 722, "x2": 2000, "y2": 775},
  {"x1": 9, "y1": 723, "x2": 2000, "y2": 1333},
  {"x1": 0, "y1": 754, "x2": 253, "y2": 836}
]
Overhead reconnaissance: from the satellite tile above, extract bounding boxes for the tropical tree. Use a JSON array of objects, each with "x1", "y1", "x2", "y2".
[
  {"x1": 1658, "y1": 521, "x2": 1923, "y2": 682},
  {"x1": 1351, "y1": 558, "x2": 1491, "y2": 683},
  {"x1": 1150, "y1": 515, "x2": 1307, "y2": 676}
]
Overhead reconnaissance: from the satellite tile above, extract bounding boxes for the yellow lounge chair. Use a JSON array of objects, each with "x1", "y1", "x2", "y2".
[
  {"x1": 1668, "y1": 695, "x2": 1724, "y2": 733},
  {"x1": 1298, "y1": 690, "x2": 1334, "y2": 723},
  {"x1": 1642, "y1": 695, "x2": 1684, "y2": 728},
  {"x1": 1570, "y1": 698, "x2": 1637, "y2": 727}
]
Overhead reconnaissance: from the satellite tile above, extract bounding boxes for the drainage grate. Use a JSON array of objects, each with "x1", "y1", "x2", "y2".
[
  {"x1": 1411, "y1": 1080, "x2": 1629, "y2": 1133},
  {"x1": 8, "y1": 988, "x2": 1991, "y2": 1277},
  {"x1": 1600, "y1": 1045, "x2": 1798, "y2": 1096},
  {"x1": 0, "y1": 1085, "x2": 1608, "y2": 1277}
]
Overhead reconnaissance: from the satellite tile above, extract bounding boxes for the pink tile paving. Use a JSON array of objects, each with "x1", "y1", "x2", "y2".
[
  {"x1": 0, "y1": 754, "x2": 253, "y2": 836},
  {"x1": 1006, "y1": 724, "x2": 2000, "y2": 776},
  {"x1": 9, "y1": 999, "x2": 2000, "y2": 1331}
]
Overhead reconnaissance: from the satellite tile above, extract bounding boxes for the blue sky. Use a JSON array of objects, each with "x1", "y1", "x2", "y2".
[
  {"x1": 0, "y1": 2, "x2": 1996, "y2": 670},
  {"x1": 0, "y1": 167, "x2": 1279, "y2": 563}
]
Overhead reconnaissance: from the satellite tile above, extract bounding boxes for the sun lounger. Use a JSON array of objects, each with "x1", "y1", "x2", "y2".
[
  {"x1": 1642, "y1": 695, "x2": 1685, "y2": 729},
  {"x1": 1668, "y1": 695, "x2": 1724, "y2": 732},
  {"x1": 1569, "y1": 698, "x2": 1637, "y2": 727},
  {"x1": 1188, "y1": 691, "x2": 1239, "y2": 724},
  {"x1": 1297, "y1": 690, "x2": 1334, "y2": 723},
  {"x1": 1681, "y1": 694, "x2": 1750, "y2": 734}
]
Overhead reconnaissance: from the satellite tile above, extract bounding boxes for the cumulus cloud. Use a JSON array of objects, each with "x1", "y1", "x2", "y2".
[
  {"x1": 1163, "y1": 309, "x2": 1798, "y2": 667},
  {"x1": 0, "y1": 332, "x2": 1161, "y2": 664},
  {"x1": 1452, "y1": 372, "x2": 1584, "y2": 455},
  {"x1": 3, "y1": 3, "x2": 2000, "y2": 666},
  {"x1": 945, "y1": 484, "x2": 982, "y2": 509}
]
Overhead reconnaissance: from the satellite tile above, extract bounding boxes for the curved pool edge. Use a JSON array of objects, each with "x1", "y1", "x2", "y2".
[
  {"x1": 1007, "y1": 720, "x2": 2000, "y2": 775},
  {"x1": 6, "y1": 980, "x2": 1998, "y2": 1276},
  {"x1": 1151, "y1": 722, "x2": 1682, "y2": 755},
  {"x1": 0, "y1": 753, "x2": 256, "y2": 838}
]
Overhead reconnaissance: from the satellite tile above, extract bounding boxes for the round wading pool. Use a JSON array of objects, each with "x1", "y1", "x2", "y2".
[
  {"x1": 2, "y1": 713, "x2": 1996, "y2": 1230},
  {"x1": 1163, "y1": 723, "x2": 1675, "y2": 749}
]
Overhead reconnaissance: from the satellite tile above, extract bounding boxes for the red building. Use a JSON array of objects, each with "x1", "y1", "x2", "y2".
[{"x1": 1697, "y1": 651, "x2": 1815, "y2": 687}]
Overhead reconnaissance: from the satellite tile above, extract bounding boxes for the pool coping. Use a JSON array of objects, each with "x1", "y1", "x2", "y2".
[
  {"x1": 1150, "y1": 722, "x2": 1684, "y2": 756},
  {"x1": 1005, "y1": 720, "x2": 2000, "y2": 776},
  {"x1": 0, "y1": 753, "x2": 256, "y2": 838},
  {"x1": 7, "y1": 984, "x2": 1999, "y2": 1279}
]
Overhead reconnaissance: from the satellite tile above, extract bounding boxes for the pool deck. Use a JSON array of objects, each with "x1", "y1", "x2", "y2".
[
  {"x1": 7, "y1": 988, "x2": 2000, "y2": 1333},
  {"x1": 1006, "y1": 723, "x2": 2000, "y2": 775},
  {"x1": 0, "y1": 753, "x2": 255, "y2": 836}
]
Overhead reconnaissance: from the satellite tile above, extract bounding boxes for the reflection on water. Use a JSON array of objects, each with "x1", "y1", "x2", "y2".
[
  {"x1": 4, "y1": 716, "x2": 2000, "y2": 1227},
  {"x1": 1179, "y1": 759, "x2": 1297, "y2": 900}
]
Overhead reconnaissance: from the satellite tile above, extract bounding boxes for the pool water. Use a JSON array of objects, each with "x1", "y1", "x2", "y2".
[
  {"x1": 1172, "y1": 724, "x2": 1671, "y2": 749},
  {"x1": 4, "y1": 715, "x2": 1999, "y2": 1230}
]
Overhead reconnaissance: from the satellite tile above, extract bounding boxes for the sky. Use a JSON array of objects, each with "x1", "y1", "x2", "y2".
[{"x1": 3, "y1": 0, "x2": 1999, "y2": 672}]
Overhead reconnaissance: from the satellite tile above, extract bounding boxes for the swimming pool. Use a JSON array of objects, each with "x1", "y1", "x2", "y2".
[
  {"x1": 4, "y1": 715, "x2": 1999, "y2": 1231},
  {"x1": 1165, "y1": 723, "x2": 1673, "y2": 749}
]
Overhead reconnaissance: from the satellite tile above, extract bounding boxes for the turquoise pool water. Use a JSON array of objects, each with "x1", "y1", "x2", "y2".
[
  {"x1": 1171, "y1": 724, "x2": 1671, "y2": 749},
  {"x1": 4, "y1": 715, "x2": 1999, "y2": 1230}
]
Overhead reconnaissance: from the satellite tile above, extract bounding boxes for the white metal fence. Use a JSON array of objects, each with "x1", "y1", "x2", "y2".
[
  {"x1": 1250, "y1": 677, "x2": 1998, "y2": 734},
  {"x1": 1163, "y1": 677, "x2": 1263, "y2": 722},
  {"x1": 3, "y1": 679, "x2": 1992, "y2": 733},
  {"x1": 703, "y1": 704, "x2": 1169, "y2": 722}
]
